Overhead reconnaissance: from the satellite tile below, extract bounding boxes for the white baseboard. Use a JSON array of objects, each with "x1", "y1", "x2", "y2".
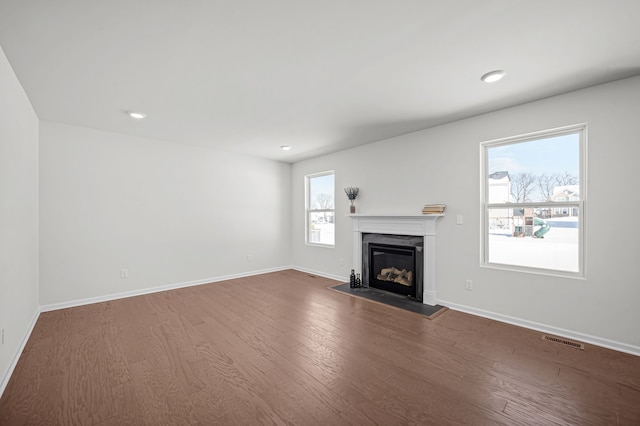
[
  {"x1": 439, "y1": 299, "x2": 640, "y2": 357},
  {"x1": 291, "y1": 266, "x2": 347, "y2": 283},
  {"x1": 0, "y1": 308, "x2": 40, "y2": 398},
  {"x1": 40, "y1": 266, "x2": 291, "y2": 312}
]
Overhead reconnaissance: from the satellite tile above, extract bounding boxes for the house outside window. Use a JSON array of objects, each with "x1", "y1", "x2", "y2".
[
  {"x1": 481, "y1": 124, "x2": 586, "y2": 276},
  {"x1": 305, "y1": 171, "x2": 335, "y2": 246}
]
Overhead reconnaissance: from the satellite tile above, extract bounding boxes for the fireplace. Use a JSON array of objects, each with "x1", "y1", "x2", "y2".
[
  {"x1": 362, "y1": 233, "x2": 423, "y2": 301},
  {"x1": 350, "y1": 214, "x2": 443, "y2": 306}
]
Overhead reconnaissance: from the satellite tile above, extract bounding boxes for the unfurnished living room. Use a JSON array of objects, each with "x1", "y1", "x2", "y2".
[{"x1": 1, "y1": 1, "x2": 640, "y2": 425}]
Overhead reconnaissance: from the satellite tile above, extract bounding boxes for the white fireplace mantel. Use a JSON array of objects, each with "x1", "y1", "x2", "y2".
[{"x1": 350, "y1": 214, "x2": 444, "y2": 306}]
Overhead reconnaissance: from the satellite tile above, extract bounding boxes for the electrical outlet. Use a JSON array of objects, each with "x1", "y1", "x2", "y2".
[
  {"x1": 465, "y1": 280, "x2": 473, "y2": 290},
  {"x1": 339, "y1": 257, "x2": 345, "y2": 266},
  {"x1": 1, "y1": 328, "x2": 4, "y2": 345},
  {"x1": 120, "y1": 269, "x2": 128, "y2": 279},
  {"x1": 246, "y1": 254, "x2": 253, "y2": 262},
  {"x1": 456, "y1": 215, "x2": 464, "y2": 225}
]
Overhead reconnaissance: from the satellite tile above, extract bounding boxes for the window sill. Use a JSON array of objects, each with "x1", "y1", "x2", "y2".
[
  {"x1": 481, "y1": 262, "x2": 585, "y2": 280},
  {"x1": 306, "y1": 242, "x2": 335, "y2": 249}
]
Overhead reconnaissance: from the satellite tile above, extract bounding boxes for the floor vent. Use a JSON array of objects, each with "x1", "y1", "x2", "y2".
[{"x1": 542, "y1": 334, "x2": 585, "y2": 350}]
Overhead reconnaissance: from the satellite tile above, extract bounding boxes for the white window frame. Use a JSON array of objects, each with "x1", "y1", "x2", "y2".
[
  {"x1": 305, "y1": 170, "x2": 335, "y2": 247},
  {"x1": 480, "y1": 124, "x2": 587, "y2": 278}
]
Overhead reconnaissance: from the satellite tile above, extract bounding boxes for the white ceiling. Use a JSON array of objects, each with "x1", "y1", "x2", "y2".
[{"x1": 1, "y1": 1, "x2": 639, "y2": 163}]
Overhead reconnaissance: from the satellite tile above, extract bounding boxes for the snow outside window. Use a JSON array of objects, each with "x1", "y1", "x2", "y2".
[
  {"x1": 306, "y1": 171, "x2": 335, "y2": 246},
  {"x1": 481, "y1": 124, "x2": 586, "y2": 277}
]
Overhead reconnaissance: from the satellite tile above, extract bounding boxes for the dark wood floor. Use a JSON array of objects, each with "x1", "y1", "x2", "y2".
[{"x1": 1, "y1": 270, "x2": 639, "y2": 425}]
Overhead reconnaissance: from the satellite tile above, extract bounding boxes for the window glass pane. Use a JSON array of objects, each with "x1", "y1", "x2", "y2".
[
  {"x1": 308, "y1": 211, "x2": 335, "y2": 245},
  {"x1": 309, "y1": 174, "x2": 335, "y2": 209},
  {"x1": 487, "y1": 207, "x2": 579, "y2": 272},
  {"x1": 488, "y1": 133, "x2": 579, "y2": 203}
]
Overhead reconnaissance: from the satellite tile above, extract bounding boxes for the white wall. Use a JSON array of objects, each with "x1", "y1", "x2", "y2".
[
  {"x1": 40, "y1": 122, "x2": 292, "y2": 306},
  {"x1": 0, "y1": 47, "x2": 39, "y2": 392},
  {"x1": 292, "y1": 76, "x2": 640, "y2": 352}
]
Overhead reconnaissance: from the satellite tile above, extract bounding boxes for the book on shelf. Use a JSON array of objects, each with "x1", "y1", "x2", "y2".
[{"x1": 422, "y1": 204, "x2": 446, "y2": 214}]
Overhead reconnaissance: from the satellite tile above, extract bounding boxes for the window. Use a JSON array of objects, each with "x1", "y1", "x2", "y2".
[
  {"x1": 481, "y1": 124, "x2": 586, "y2": 276},
  {"x1": 306, "y1": 171, "x2": 335, "y2": 246}
]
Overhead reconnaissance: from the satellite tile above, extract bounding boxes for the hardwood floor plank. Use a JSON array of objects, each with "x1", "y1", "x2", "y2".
[
  {"x1": 128, "y1": 359, "x2": 201, "y2": 425},
  {"x1": 107, "y1": 380, "x2": 146, "y2": 426},
  {"x1": 189, "y1": 381, "x2": 287, "y2": 426},
  {"x1": 502, "y1": 399, "x2": 574, "y2": 426},
  {"x1": 326, "y1": 376, "x2": 410, "y2": 425}
]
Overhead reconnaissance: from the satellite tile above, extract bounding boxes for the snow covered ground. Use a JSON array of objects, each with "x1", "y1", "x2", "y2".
[{"x1": 489, "y1": 217, "x2": 579, "y2": 272}]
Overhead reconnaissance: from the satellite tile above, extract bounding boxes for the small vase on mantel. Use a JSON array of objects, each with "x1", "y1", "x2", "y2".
[{"x1": 345, "y1": 187, "x2": 359, "y2": 215}]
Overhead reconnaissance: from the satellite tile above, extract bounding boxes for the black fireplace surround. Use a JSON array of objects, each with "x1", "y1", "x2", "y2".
[{"x1": 362, "y1": 233, "x2": 424, "y2": 301}]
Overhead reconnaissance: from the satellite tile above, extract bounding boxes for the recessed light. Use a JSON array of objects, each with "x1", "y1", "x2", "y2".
[
  {"x1": 126, "y1": 111, "x2": 147, "y2": 119},
  {"x1": 481, "y1": 70, "x2": 506, "y2": 83},
  {"x1": 280, "y1": 145, "x2": 292, "y2": 151}
]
